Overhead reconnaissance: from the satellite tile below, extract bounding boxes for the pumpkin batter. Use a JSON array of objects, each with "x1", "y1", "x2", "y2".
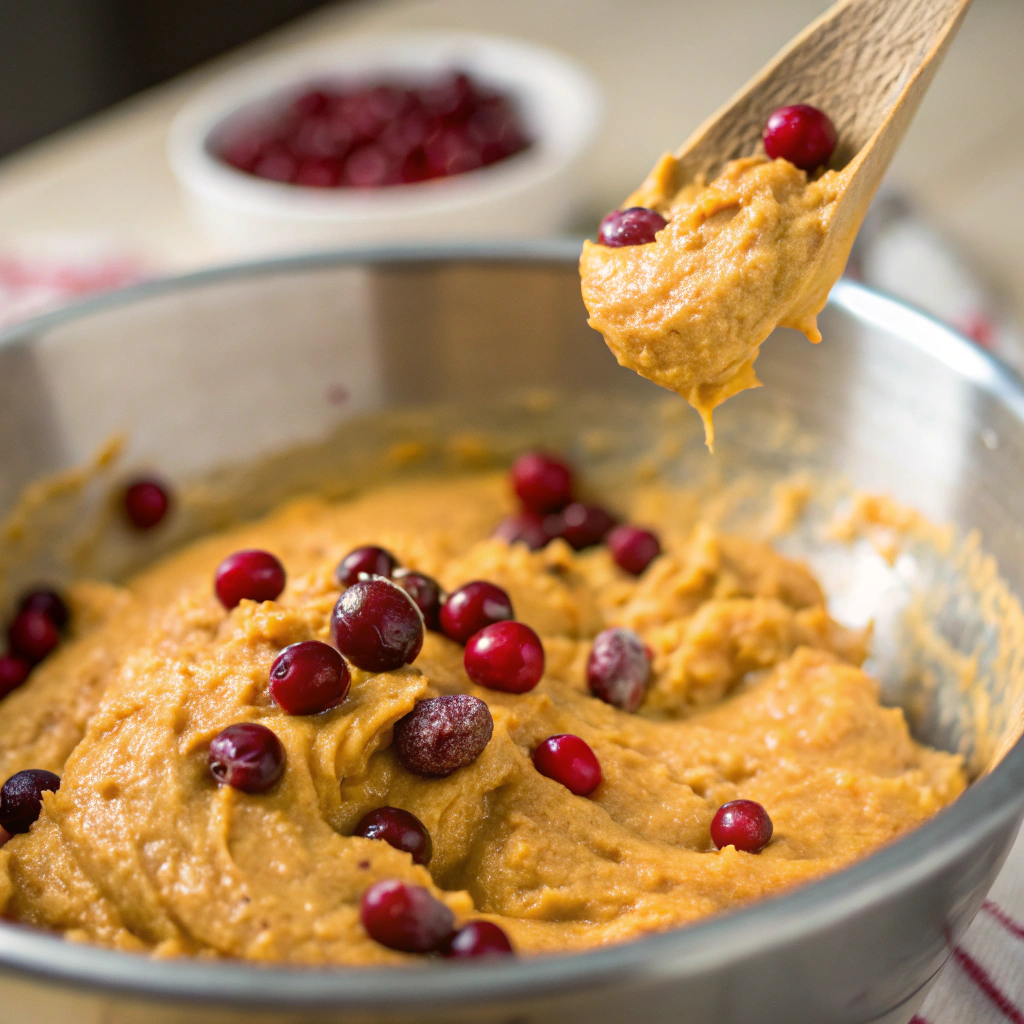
[{"x1": 0, "y1": 473, "x2": 965, "y2": 963}]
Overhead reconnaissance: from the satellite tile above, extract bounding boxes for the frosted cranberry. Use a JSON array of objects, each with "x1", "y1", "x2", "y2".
[
  {"x1": 269, "y1": 641, "x2": 350, "y2": 715},
  {"x1": 533, "y1": 734, "x2": 602, "y2": 796},
  {"x1": 354, "y1": 806, "x2": 432, "y2": 865},
  {"x1": 19, "y1": 588, "x2": 70, "y2": 631},
  {"x1": 440, "y1": 581, "x2": 513, "y2": 644},
  {"x1": 710, "y1": 799, "x2": 773, "y2": 853},
  {"x1": 0, "y1": 769, "x2": 60, "y2": 834},
  {"x1": 215, "y1": 550, "x2": 286, "y2": 609},
  {"x1": 511, "y1": 452, "x2": 573, "y2": 514},
  {"x1": 394, "y1": 694, "x2": 493, "y2": 777},
  {"x1": 464, "y1": 621, "x2": 544, "y2": 694},
  {"x1": 123, "y1": 478, "x2": 171, "y2": 529},
  {"x1": 549, "y1": 503, "x2": 616, "y2": 550},
  {"x1": 493, "y1": 510, "x2": 553, "y2": 551},
  {"x1": 336, "y1": 546, "x2": 398, "y2": 587},
  {"x1": 607, "y1": 524, "x2": 661, "y2": 575},
  {"x1": 763, "y1": 104, "x2": 837, "y2": 171},
  {"x1": 208, "y1": 723, "x2": 284, "y2": 793},
  {"x1": 587, "y1": 628, "x2": 651, "y2": 713},
  {"x1": 445, "y1": 920, "x2": 514, "y2": 959},
  {"x1": 0, "y1": 656, "x2": 30, "y2": 698},
  {"x1": 360, "y1": 879, "x2": 455, "y2": 953},
  {"x1": 7, "y1": 610, "x2": 59, "y2": 664},
  {"x1": 393, "y1": 570, "x2": 444, "y2": 632},
  {"x1": 332, "y1": 577, "x2": 423, "y2": 672},
  {"x1": 598, "y1": 207, "x2": 667, "y2": 247}
]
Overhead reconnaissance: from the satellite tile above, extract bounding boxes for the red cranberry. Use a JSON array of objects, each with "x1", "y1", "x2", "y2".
[
  {"x1": 292, "y1": 89, "x2": 331, "y2": 118},
  {"x1": 332, "y1": 577, "x2": 424, "y2": 672},
  {"x1": 294, "y1": 157, "x2": 343, "y2": 187},
  {"x1": 464, "y1": 621, "x2": 544, "y2": 694},
  {"x1": 7, "y1": 610, "x2": 60, "y2": 664},
  {"x1": 208, "y1": 723, "x2": 285, "y2": 793},
  {"x1": 215, "y1": 550, "x2": 286, "y2": 610},
  {"x1": 344, "y1": 145, "x2": 398, "y2": 187},
  {"x1": 598, "y1": 207, "x2": 667, "y2": 247},
  {"x1": 548, "y1": 503, "x2": 616, "y2": 550},
  {"x1": 510, "y1": 451, "x2": 573, "y2": 514},
  {"x1": 445, "y1": 920, "x2": 514, "y2": 959},
  {"x1": 269, "y1": 641, "x2": 350, "y2": 715},
  {"x1": 393, "y1": 694, "x2": 493, "y2": 778},
  {"x1": 0, "y1": 769, "x2": 60, "y2": 834},
  {"x1": 0, "y1": 656, "x2": 30, "y2": 698},
  {"x1": 336, "y1": 545, "x2": 398, "y2": 587},
  {"x1": 18, "y1": 588, "x2": 69, "y2": 631},
  {"x1": 254, "y1": 146, "x2": 299, "y2": 183},
  {"x1": 533, "y1": 734, "x2": 602, "y2": 796},
  {"x1": 353, "y1": 806, "x2": 432, "y2": 865},
  {"x1": 493, "y1": 510, "x2": 553, "y2": 551},
  {"x1": 586, "y1": 628, "x2": 651, "y2": 713},
  {"x1": 360, "y1": 879, "x2": 454, "y2": 953},
  {"x1": 123, "y1": 478, "x2": 171, "y2": 529},
  {"x1": 393, "y1": 570, "x2": 444, "y2": 632},
  {"x1": 763, "y1": 104, "x2": 837, "y2": 171},
  {"x1": 606, "y1": 524, "x2": 661, "y2": 575},
  {"x1": 440, "y1": 581, "x2": 514, "y2": 645},
  {"x1": 710, "y1": 799, "x2": 774, "y2": 853}
]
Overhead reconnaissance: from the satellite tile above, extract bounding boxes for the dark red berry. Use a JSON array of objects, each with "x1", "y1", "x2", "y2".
[
  {"x1": 440, "y1": 581, "x2": 513, "y2": 644},
  {"x1": 360, "y1": 879, "x2": 455, "y2": 953},
  {"x1": 332, "y1": 577, "x2": 424, "y2": 672},
  {"x1": 123, "y1": 478, "x2": 171, "y2": 529},
  {"x1": 763, "y1": 104, "x2": 837, "y2": 171},
  {"x1": 0, "y1": 656, "x2": 31, "y2": 698},
  {"x1": 208, "y1": 723, "x2": 285, "y2": 793},
  {"x1": 598, "y1": 207, "x2": 667, "y2": 247},
  {"x1": 0, "y1": 769, "x2": 60, "y2": 834},
  {"x1": 393, "y1": 570, "x2": 444, "y2": 631},
  {"x1": 586, "y1": 628, "x2": 651, "y2": 713},
  {"x1": 353, "y1": 806, "x2": 432, "y2": 865},
  {"x1": 269, "y1": 640, "x2": 350, "y2": 715},
  {"x1": 533, "y1": 734, "x2": 602, "y2": 796},
  {"x1": 464, "y1": 621, "x2": 544, "y2": 694},
  {"x1": 445, "y1": 920, "x2": 514, "y2": 959},
  {"x1": 607, "y1": 524, "x2": 661, "y2": 575},
  {"x1": 7, "y1": 610, "x2": 60, "y2": 664},
  {"x1": 548, "y1": 503, "x2": 616, "y2": 550},
  {"x1": 18, "y1": 589, "x2": 69, "y2": 631},
  {"x1": 215, "y1": 550, "x2": 286, "y2": 610},
  {"x1": 510, "y1": 452, "x2": 573, "y2": 514},
  {"x1": 710, "y1": 799, "x2": 773, "y2": 853},
  {"x1": 493, "y1": 510, "x2": 553, "y2": 551},
  {"x1": 336, "y1": 545, "x2": 398, "y2": 587},
  {"x1": 393, "y1": 694, "x2": 493, "y2": 778}
]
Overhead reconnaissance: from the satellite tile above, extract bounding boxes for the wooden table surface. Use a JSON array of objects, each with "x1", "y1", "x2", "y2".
[{"x1": 1, "y1": 0, "x2": 1021, "y2": 314}]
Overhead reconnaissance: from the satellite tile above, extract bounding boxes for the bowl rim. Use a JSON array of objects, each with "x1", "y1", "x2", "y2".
[{"x1": 0, "y1": 240, "x2": 1022, "y2": 1010}]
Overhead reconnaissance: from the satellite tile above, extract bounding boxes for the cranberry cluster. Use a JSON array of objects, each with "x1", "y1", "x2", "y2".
[
  {"x1": 218, "y1": 73, "x2": 531, "y2": 190},
  {"x1": 0, "y1": 587, "x2": 71, "y2": 701}
]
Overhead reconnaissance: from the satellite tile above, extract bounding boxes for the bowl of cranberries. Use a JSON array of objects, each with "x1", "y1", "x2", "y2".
[{"x1": 168, "y1": 33, "x2": 601, "y2": 256}]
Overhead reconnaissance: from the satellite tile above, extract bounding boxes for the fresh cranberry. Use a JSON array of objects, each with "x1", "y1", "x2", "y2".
[
  {"x1": 493, "y1": 510, "x2": 553, "y2": 551},
  {"x1": 7, "y1": 610, "x2": 60, "y2": 664},
  {"x1": 215, "y1": 550, "x2": 286, "y2": 610},
  {"x1": 18, "y1": 588, "x2": 70, "y2": 631},
  {"x1": 123, "y1": 478, "x2": 171, "y2": 529},
  {"x1": 440, "y1": 581, "x2": 513, "y2": 644},
  {"x1": 586, "y1": 628, "x2": 651, "y2": 712},
  {"x1": 533, "y1": 734, "x2": 602, "y2": 796},
  {"x1": 269, "y1": 641, "x2": 350, "y2": 715},
  {"x1": 710, "y1": 799, "x2": 774, "y2": 853},
  {"x1": 393, "y1": 570, "x2": 444, "y2": 632},
  {"x1": 360, "y1": 879, "x2": 455, "y2": 953},
  {"x1": 763, "y1": 104, "x2": 837, "y2": 171},
  {"x1": 294, "y1": 157, "x2": 343, "y2": 187},
  {"x1": 607, "y1": 524, "x2": 661, "y2": 575},
  {"x1": 445, "y1": 920, "x2": 514, "y2": 959},
  {"x1": 254, "y1": 146, "x2": 299, "y2": 183},
  {"x1": 353, "y1": 806, "x2": 432, "y2": 865},
  {"x1": 548, "y1": 503, "x2": 616, "y2": 550},
  {"x1": 292, "y1": 89, "x2": 331, "y2": 117},
  {"x1": 208, "y1": 723, "x2": 285, "y2": 793},
  {"x1": 0, "y1": 656, "x2": 30, "y2": 698},
  {"x1": 332, "y1": 577, "x2": 423, "y2": 672},
  {"x1": 0, "y1": 769, "x2": 60, "y2": 834},
  {"x1": 510, "y1": 452, "x2": 573, "y2": 514},
  {"x1": 220, "y1": 130, "x2": 268, "y2": 172},
  {"x1": 336, "y1": 545, "x2": 398, "y2": 587},
  {"x1": 598, "y1": 207, "x2": 667, "y2": 247},
  {"x1": 464, "y1": 621, "x2": 544, "y2": 694},
  {"x1": 393, "y1": 694, "x2": 493, "y2": 778},
  {"x1": 344, "y1": 145, "x2": 397, "y2": 187}
]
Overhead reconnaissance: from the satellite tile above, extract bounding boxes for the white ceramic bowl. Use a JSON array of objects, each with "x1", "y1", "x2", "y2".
[{"x1": 168, "y1": 33, "x2": 603, "y2": 256}]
